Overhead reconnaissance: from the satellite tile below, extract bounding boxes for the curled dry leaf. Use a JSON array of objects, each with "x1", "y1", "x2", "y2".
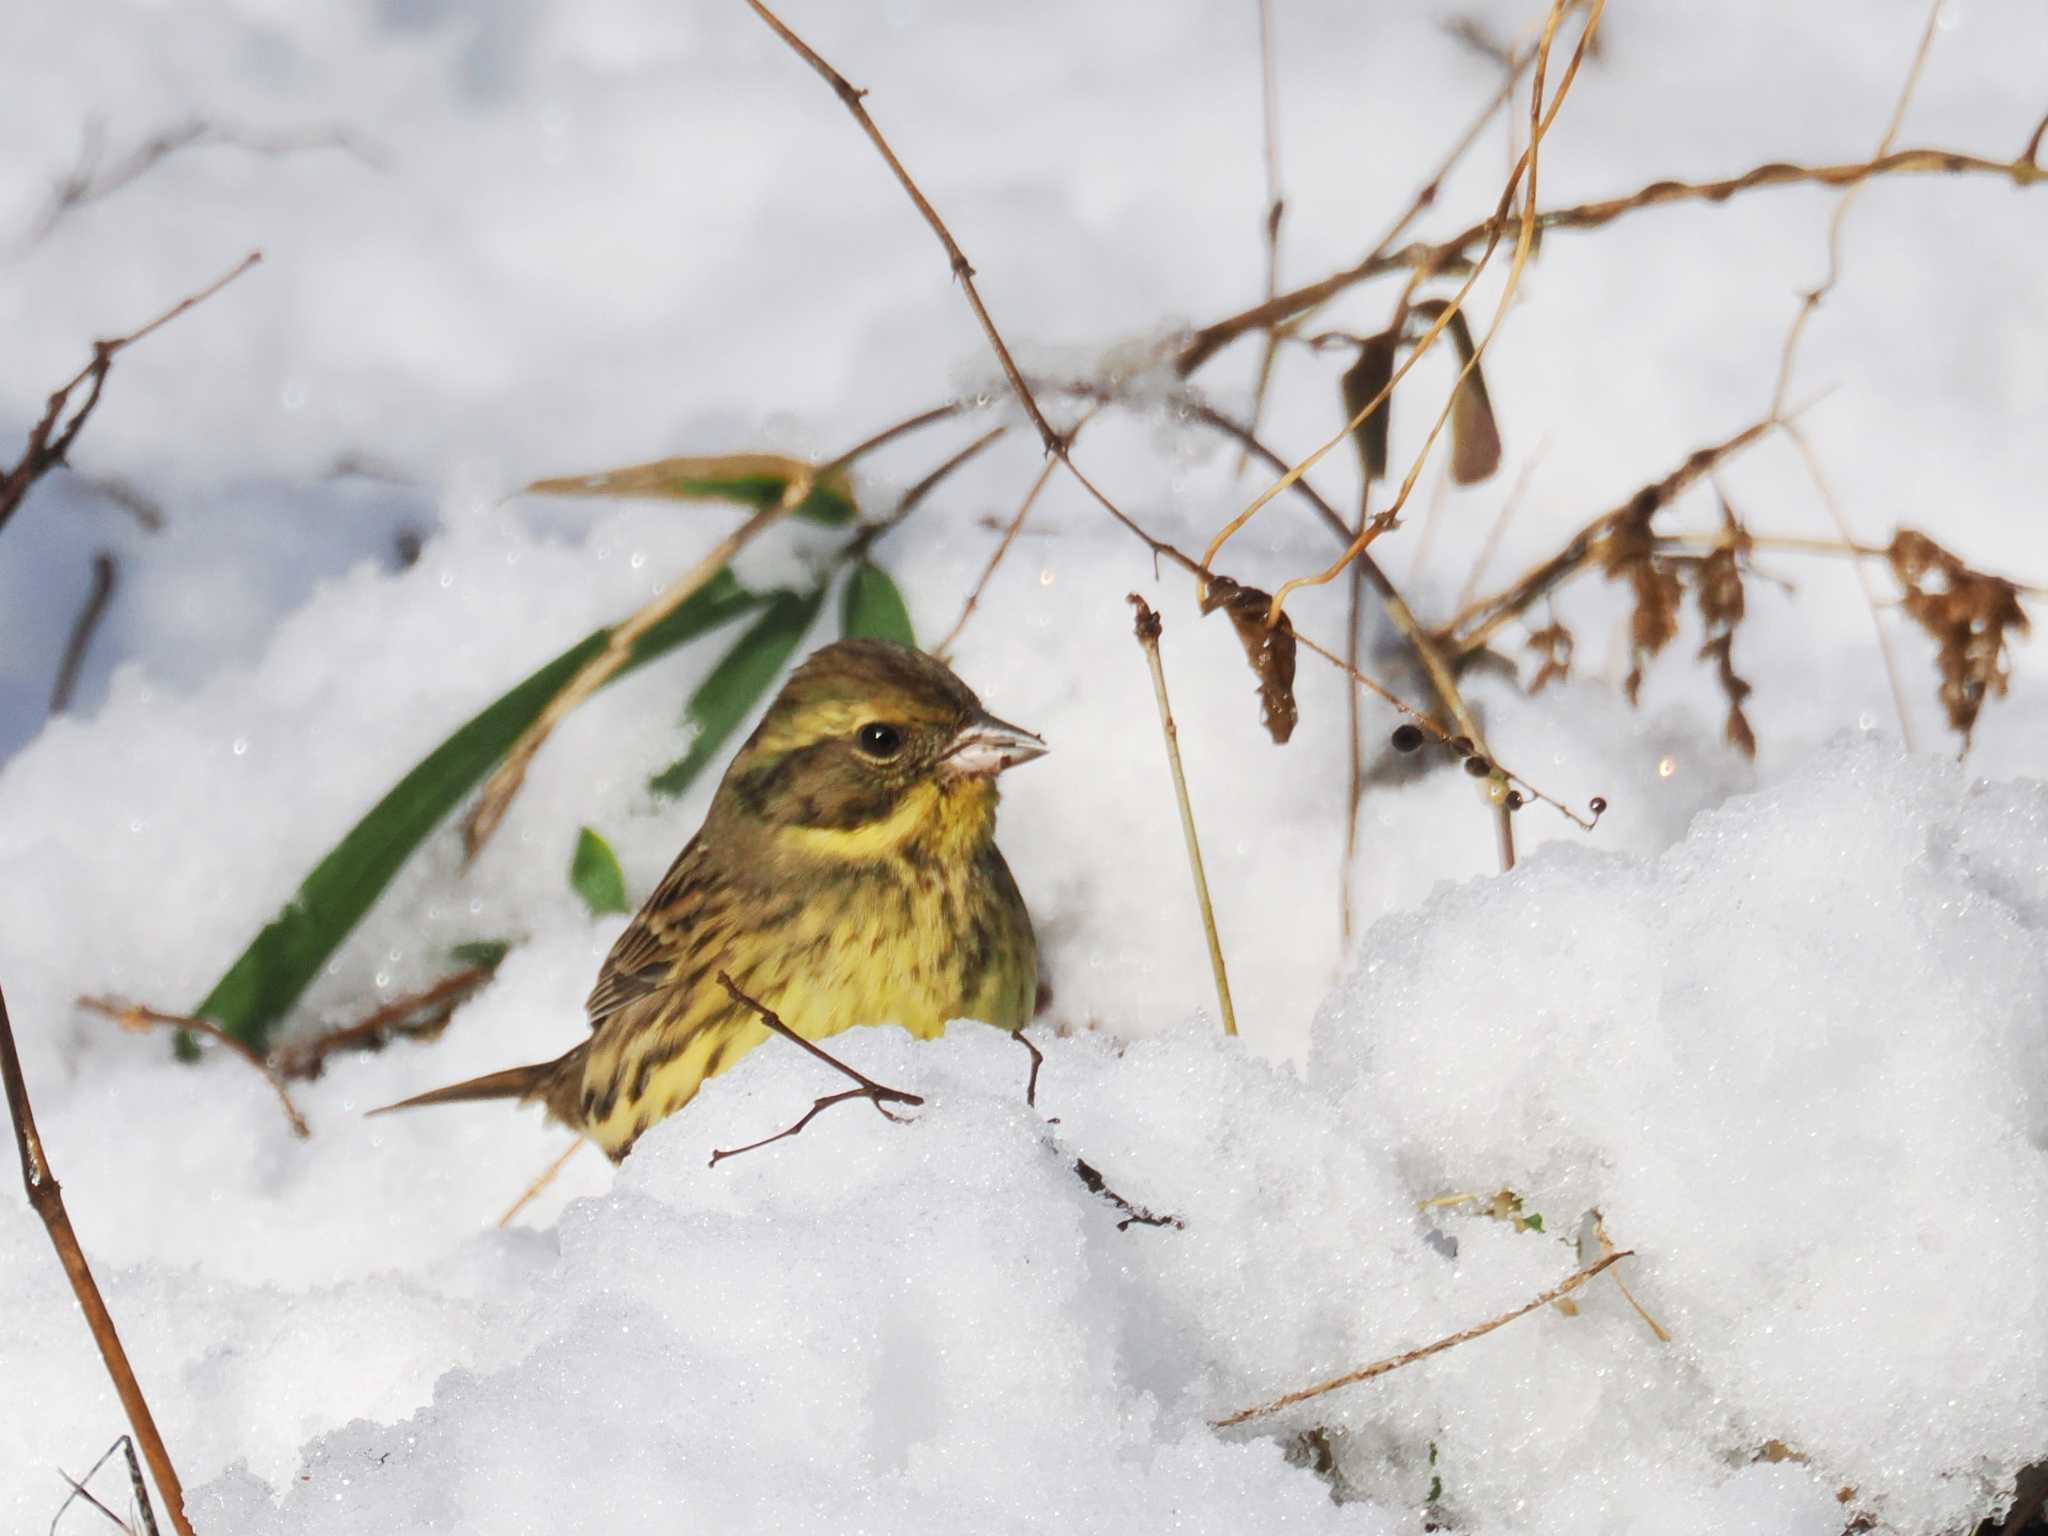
[
  {"x1": 1198, "y1": 575, "x2": 1299, "y2": 744},
  {"x1": 1887, "y1": 527, "x2": 2031, "y2": 750}
]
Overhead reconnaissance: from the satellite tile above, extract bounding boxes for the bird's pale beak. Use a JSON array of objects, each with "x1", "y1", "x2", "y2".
[{"x1": 941, "y1": 712, "x2": 1048, "y2": 779}]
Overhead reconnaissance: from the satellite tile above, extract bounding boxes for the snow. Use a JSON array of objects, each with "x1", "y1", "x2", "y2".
[{"x1": 2, "y1": 0, "x2": 2046, "y2": 1531}]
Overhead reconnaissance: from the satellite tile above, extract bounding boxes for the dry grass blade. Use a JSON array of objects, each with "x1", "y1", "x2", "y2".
[
  {"x1": 78, "y1": 994, "x2": 310, "y2": 1138},
  {"x1": 1129, "y1": 596, "x2": 1239, "y2": 1039},
  {"x1": 1, "y1": 251, "x2": 260, "y2": 539},
  {"x1": 51, "y1": 1435, "x2": 156, "y2": 1536},
  {"x1": 3, "y1": 984, "x2": 195, "y2": 1536},
  {"x1": 497, "y1": 1138, "x2": 586, "y2": 1228},
  {"x1": 1214, "y1": 1249, "x2": 1633, "y2": 1428}
]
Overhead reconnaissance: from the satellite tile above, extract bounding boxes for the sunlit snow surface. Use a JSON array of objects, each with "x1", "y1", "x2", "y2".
[{"x1": 2, "y1": 0, "x2": 2045, "y2": 1531}]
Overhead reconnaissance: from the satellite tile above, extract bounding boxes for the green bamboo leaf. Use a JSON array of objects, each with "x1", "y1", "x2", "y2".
[
  {"x1": 526, "y1": 452, "x2": 857, "y2": 526},
  {"x1": 649, "y1": 586, "x2": 827, "y2": 800},
  {"x1": 194, "y1": 570, "x2": 759, "y2": 1052},
  {"x1": 569, "y1": 827, "x2": 630, "y2": 916},
  {"x1": 839, "y1": 561, "x2": 916, "y2": 647}
]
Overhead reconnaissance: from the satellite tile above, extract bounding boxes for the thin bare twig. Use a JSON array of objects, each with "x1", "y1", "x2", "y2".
[
  {"x1": 846, "y1": 423, "x2": 1008, "y2": 558},
  {"x1": 1782, "y1": 421, "x2": 1919, "y2": 749},
  {"x1": 79, "y1": 996, "x2": 309, "y2": 1138},
  {"x1": 13, "y1": 117, "x2": 380, "y2": 254},
  {"x1": 497, "y1": 1138, "x2": 586, "y2": 1227},
  {"x1": 3, "y1": 983, "x2": 195, "y2": 1536},
  {"x1": 1231, "y1": 0, "x2": 1289, "y2": 477},
  {"x1": 1, "y1": 252, "x2": 261, "y2": 540},
  {"x1": 1213, "y1": 1249, "x2": 1633, "y2": 1427},
  {"x1": 1128, "y1": 596, "x2": 1238, "y2": 1038},
  {"x1": 1011, "y1": 1027, "x2": 1043, "y2": 1108},
  {"x1": 51, "y1": 551, "x2": 119, "y2": 714},
  {"x1": 742, "y1": 0, "x2": 1062, "y2": 456},
  {"x1": 707, "y1": 972, "x2": 924, "y2": 1165},
  {"x1": 932, "y1": 423, "x2": 1078, "y2": 659},
  {"x1": 1766, "y1": 6, "x2": 1942, "y2": 744},
  {"x1": 271, "y1": 963, "x2": 499, "y2": 1080},
  {"x1": 51, "y1": 1435, "x2": 155, "y2": 1536},
  {"x1": 1073, "y1": 1156, "x2": 1184, "y2": 1232}
]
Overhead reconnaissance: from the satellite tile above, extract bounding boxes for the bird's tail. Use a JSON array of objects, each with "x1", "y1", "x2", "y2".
[{"x1": 369, "y1": 1042, "x2": 587, "y2": 1119}]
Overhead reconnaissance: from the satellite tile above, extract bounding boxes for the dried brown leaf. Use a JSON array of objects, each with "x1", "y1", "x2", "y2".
[
  {"x1": 1888, "y1": 527, "x2": 2031, "y2": 750},
  {"x1": 1595, "y1": 502, "x2": 1683, "y2": 705},
  {"x1": 1199, "y1": 575, "x2": 1300, "y2": 743},
  {"x1": 1339, "y1": 333, "x2": 1399, "y2": 485},
  {"x1": 1411, "y1": 299, "x2": 1502, "y2": 484}
]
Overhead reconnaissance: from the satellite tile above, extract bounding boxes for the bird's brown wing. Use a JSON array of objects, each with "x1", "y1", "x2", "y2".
[{"x1": 584, "y1": 832, "x2": 717, "y2": 1032}]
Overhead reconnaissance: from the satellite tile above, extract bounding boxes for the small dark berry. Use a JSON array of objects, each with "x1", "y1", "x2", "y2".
[
  {"x1": 1463, "y1": 755, "x2": 1493, "y2": 778},
  {"x1": 1449, "y1": 735, "x2": 1475, "y2": 757},
  {"x1": 1506, "y1": 790, "x2": 1525, "y2": 811},
  {"x1": 1390, "y1": 723, "x2": 1425, "y2": 754},
  {"x1": 1589, "y1": 795, "x2": 1608, "y2": 816}
]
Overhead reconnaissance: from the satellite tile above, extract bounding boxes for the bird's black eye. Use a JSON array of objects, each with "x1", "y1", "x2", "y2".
[{"x1": 856, "y1": 722, "x2": 905, "y2": 759}]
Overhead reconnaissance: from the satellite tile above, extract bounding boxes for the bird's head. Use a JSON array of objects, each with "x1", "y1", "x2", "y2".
[{"x1": 714, "y1": 638, "x2": 1046, "y2": 862}]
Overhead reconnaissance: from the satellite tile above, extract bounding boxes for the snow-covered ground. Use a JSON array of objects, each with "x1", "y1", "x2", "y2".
[{"x1": 2, "y1": 1, "x2": 2045, "y2": 1531}]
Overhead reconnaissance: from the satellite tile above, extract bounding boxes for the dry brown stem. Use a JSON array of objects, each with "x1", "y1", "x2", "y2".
[
  {"x1": 52, "y1": 1435, "x2": 157, "y2": 1536},
  {"x1": 1128, "y1": 596, "x2": 1239, "y2": 1038},
  {"x1": 3, "y1": 983, "x2": 195, "y2": 1536},
  {"x1": 79, "y1": 995, "x2": 309, "y2": 1139},
  {"x1": 741, "y1": 0, "x2": 1063, "y2": 457},
  {"x1": 1246, "y1": 0, "x2": 1606, "y2": 618},
  {"x1": 1437, "y1": 418, "x2": 1776, "y2": 658},
  {"x1": 1212, "y1": 1248, "x2": 1633, "y2": 1428},
  {"x1": 51, "y1": 550, "x2": 119, "y2": 714},
  {"x1": 1, "y1": 252, "x2": 260, "y2": 539},
  {"x1": 1178, "y1": 143, "x2": 2043, "y2": 376},
  {"x1": 707, "y1": 972, "x2": 924, "y2": 1165},
  {"x1": 271, "y1": 964, "x2": 498, "y2": 1081}
]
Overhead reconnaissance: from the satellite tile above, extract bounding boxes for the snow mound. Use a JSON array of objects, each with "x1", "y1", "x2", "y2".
[{"x1": 106, "y1": 745, "x2": 2034, "y2": 1534}]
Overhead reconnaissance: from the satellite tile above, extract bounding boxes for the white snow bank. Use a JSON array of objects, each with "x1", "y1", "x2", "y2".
[{"x1": 7, "y1": 744, "x2": 2035, "y2": 1534}]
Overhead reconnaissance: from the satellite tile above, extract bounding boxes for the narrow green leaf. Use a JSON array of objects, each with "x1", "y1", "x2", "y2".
[
  {"x1": 526, "y1": 453, "x2": 858, "y2": 526},
  {"x1": 839, "y1": 561, "x2": 916, "y2": 647},
  {"x1": 569, "y1": 827, "x2": 630, "y2": 916},
  {"x1": 649, "y1": 586, "x2": 826, "y2": 800},
  {"x1": 194, "y1": 570, "x2": 759, "y2": 1053},
  {"x1": 449, "y1": 939, "x2": 513, "y2": 971}
]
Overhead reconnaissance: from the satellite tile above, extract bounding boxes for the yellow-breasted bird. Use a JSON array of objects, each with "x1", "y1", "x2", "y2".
[{"x1": 377, "y1": 638, "x2": 1045, "y2": 1160}]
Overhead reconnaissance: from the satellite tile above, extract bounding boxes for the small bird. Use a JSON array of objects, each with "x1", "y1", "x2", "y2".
[{"x1": 378, "y1": 638, "x2": 1045, "y2": 1160}]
